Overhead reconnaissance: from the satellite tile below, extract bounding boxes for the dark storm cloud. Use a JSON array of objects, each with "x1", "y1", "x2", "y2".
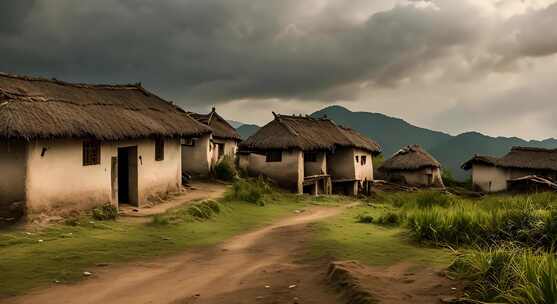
[
  {"x1": 0, "y1": 0, "x2": 556, "y2": 106},
  {"x1": 0, "y1": 0, "x2": 36, "y2": 33}
]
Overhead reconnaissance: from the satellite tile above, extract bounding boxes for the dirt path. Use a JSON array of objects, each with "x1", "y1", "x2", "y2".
[
  {"x1": 119, "y1": 181, "x2": 228, "y2": 217},
  {"x1": 6, "y1": 207, "x2": 345, "y2": 304}
]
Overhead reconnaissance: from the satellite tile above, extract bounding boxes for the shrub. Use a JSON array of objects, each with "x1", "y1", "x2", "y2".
[
  {"x1": 92, "y1": 203, "x2": 118, "y2": 221},
  {"x1": 187, "y1": 200, "x2": 222, "y2": 220},
  {"x1": 375, "y1": 211, "x2": 404, "y2": 226},
  {"x1": 356, "y1": 213, "x2": 374, "y2": 224},
  {"x1": 225, "y1": 178, "x2": 271, "y2": 206},
  {"x1": 214, "y1": 156, "x2": 237, "y2": 181}
]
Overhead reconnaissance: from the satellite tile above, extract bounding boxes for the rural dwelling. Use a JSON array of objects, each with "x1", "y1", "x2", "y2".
[
  {"x1": 184, "y1": 108, "x2": 241, "y2": 176},
  {"x1": 462, "y1": 147, "x2": 557, "y2": 193},
  {"x1": 0, "y1": 73, "x2": 211, "y2": 218},
  {"x1": 238, "y1": 114, "x2": 381, "y2": 196},
  {"x1": 379, "y1": 145, "x2": 444, "y2": 188}
]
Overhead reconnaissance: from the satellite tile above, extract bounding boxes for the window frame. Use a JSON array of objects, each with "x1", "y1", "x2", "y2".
[
  {"x1": 265, "y1": 150, "x2": 282, "y2": 163},
  {"x1": 304, "y1": 151, "x2": 318, "y2": 162},
  {"x1": 83, "y1": 139, "x2": 101, "y2": 166},
  {"x1": 361, "y1": 155, "x2": 367, "y2": 166},
  {"x1": 155, "y1": 138, "x2": 165, "y2": 161},
  {"x1": 181, "y1": 137, "x2": 195, "y2": 146}
]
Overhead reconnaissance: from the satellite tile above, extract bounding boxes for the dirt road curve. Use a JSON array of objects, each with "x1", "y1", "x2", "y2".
[{"x1": 7, "y1": 207, "x2": 344, "y2": 304}]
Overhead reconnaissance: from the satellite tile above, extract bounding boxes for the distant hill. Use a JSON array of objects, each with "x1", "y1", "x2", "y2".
[
  {"x1": 237, "y1": 124, "x2": 260, "y2": 139},
  {"x1": 227, "y1": 120, "x2": 245, "y2": 128},
  {"x1": 311, "y1": 106, "x2": 557, "y2": 180},
  {"x1": 311, "y1": 106, "x2": 452, "y2": 156}
]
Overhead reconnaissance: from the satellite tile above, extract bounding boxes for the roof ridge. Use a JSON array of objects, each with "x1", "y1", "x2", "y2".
[
  {"x1": 274, "y1": 116, "x2": 300, "y2": 137},
  {"x1": 0, "y1": 72, "x2": 143, "y2": 91},
  {"x1": 1, "y1": 98, "x2": 171, "y2": 112}
]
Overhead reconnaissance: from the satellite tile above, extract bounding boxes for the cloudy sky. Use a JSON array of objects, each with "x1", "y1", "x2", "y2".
[{"x1": 1, "y1": 0, "x2": 557, "y2": 139}]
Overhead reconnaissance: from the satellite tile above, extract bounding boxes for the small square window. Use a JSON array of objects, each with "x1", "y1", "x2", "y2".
[
  {"x1": 304, "y1": 152, "x2": 318, "y2": 162},
  {"x1": 83, "y1": 139, "x2": 101, "y2": 166},
  {"x1": 361, "y1": 155, "x2": 367, "y2": 166},
  {"x1": 355, "y1": 155, "x2": 359, "y2": 163},
  {"x1": 155, "y1": 138, "x2": 164, "y2": 161},
  {"x1": 266, "y1": 150, "x2": 282, "y2": 162},
  {"x1": 181, "y1": 138, "x2": 195, "y2": 146}
]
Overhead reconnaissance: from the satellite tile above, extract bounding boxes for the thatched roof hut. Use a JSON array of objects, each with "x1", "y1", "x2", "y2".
[
  {"x1": 498, "y1": 147, "x2": 557, "y2": 171},
  {"x1": 461, "y1": 155, "x2": 498, "y2": 170},
  {"x1": 0, "y1": 73, "x2": 211, "y2": 140},
  {"x1": 239, "y1": 114, "x2": 381, "y2": 154},
  {"x1": 461, "y1": 147, "x2": 557, "y2": 171},
  {"x1": 379, "y1": 145, "x2": 440, "y2": 171},
  {"x1": 189, "y1": 108, "x2": 240, "y2": 141}
]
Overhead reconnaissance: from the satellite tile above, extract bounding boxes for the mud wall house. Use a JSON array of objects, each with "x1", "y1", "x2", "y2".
[
  {"x1": 378, "y1": 145, "x2": 444, "y2": 188},
  {"x1": 0, "y1": 73, "x2": 211, "y2": 217},
  {"x1": 238, "y1": 114, "x2": 381, "y2": 196},
  {"x1": 462, "y1": 147, "x2": 557, "y2": 193},
  {"x1": 183, "y1": 108, "x2": 241, "y2": 176}
]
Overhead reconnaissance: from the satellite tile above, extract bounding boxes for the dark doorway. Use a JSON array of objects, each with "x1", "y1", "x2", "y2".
[
  {"x1": 217, "y1": 143, "x2": 225, "y2": 159},
  {"x1": 117, "y1": 146, "x2": 138, "y2": 206}
]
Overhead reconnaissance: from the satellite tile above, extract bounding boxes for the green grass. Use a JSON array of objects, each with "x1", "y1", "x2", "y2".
[
  {"x1": 0, "y1": 184, "x2": 307, "y2": 296},
  {"x1": 450, "y1": 247, "x2": 557, "y2": 303},
  {"x1": 309, "y1": 205, "x2": 452, "y2": 267}
]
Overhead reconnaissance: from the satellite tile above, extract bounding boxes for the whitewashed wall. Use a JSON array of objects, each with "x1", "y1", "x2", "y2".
[
  {"x1": 353, "y1": 148, "x2": 374, "y2": 182},
  {"x1": 472, "y1": 164, "x2": 509, "y2": 192},
  {"x1": 25, "y1": 138, "x2": 181, "y2": 213},
  {"x1": 304, "y1": 151, "x2": 327, "y2": 176},
  {"x1": 248, "y1": 150, "x2": 303, "y2": 193},
  {"x1": 182, "y1": 134, "x2": 212, "y2": 176}
]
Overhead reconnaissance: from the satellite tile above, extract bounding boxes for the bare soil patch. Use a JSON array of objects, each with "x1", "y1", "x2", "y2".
[
  {"x1": 328, "y1": 260, "x2": 464, "y2": 304},
  {"x1": 119, "y1": 181, "x2": 228, "y2": 217}
]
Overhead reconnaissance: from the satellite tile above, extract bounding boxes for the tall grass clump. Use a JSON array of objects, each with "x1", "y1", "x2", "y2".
[
  {"x1": 374, "y1": 211, "x2": 405, "y2": 226},
  {"x1": 225, "y1": 178, "x2": 272, "y2": 206},
  {"x1": 450, "y1": 248, "x2": 557, "y2": 304},
  {"x1": 150, "y1": 200, "x2": 223, "y2": 226},
  {"x1": 415, "y1": 191, "x2": 455, "y2": 208},
  {"x1": 406, "y1": 206, "x2": 489, "y2": 246},
  {"x1": 213, "y1": 156, "x2": 237, "y2": 181},
  {"x1": 91, "y1": 203, "x2": 119, "y2": 221}
]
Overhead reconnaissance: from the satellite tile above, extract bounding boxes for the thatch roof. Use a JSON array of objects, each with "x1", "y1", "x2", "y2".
[
  {"x1": 0, "y1": 73, "x2": 211, "y2": 140},
  {"x1": 499, "y1": 147, "x2": 557, "y2": 171},
  {"x1": 463, "y1": 147, "x2": 557, "y2": 172},
  {"x1": 239, "y1": 114, "x2": 381, "y2": 154},
  {"x1": 461, "y1": 155, "x2": 499, "y2": 170},
  {"x1": 189, "y1": 108, "x2": 240, "y2": 141},
  {"x1": 379, "y1": 145, "x2": 440, "y2": 171}
]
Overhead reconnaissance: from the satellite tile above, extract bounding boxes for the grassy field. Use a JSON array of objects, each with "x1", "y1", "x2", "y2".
[
  {"x1": 309, "y1": 204, "x2": 453, "y2": 267},
  {"x1": 0, "y1": 180, "x2": 322, "y2": 296},
  {"x1": 337, "y1": 190, "x2": 557, "y2": 304},
  {"x1": 3, "y1": 179, "x2": 556, "y2": 303}
]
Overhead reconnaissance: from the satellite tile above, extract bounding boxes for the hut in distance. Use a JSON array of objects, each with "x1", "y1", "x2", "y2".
[
  {"x1": 378, "y1": 145, "x2": 444, "y2": 188},
  {"x1": 238, "y1": 113, "x2": 381, "y2": 196},
  {"x1": 184, "y1": 107, "x2": 241, "y2": 177},
  {"x1": 462, "y1": 146, "x2": 557, "y2": 193}
]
